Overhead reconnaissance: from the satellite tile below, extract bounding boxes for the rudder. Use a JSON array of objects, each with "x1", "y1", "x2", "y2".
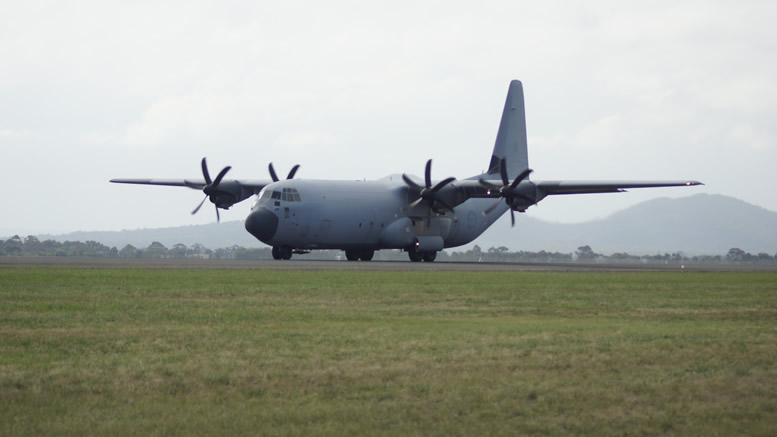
[{"x1": 487, "y1": 80, "x2": 529, "y2": 179}]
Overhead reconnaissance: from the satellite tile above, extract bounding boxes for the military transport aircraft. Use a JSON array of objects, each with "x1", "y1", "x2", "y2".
[{"x1": 111, "y1": 80, "x2": 702, "y2": 262}]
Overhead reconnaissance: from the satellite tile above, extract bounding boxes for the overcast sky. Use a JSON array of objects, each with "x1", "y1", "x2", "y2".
[{"x1": 1, "y1": 0, "x2": 775, "y2": 237}]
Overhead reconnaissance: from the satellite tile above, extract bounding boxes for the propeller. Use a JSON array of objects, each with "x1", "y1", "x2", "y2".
[
  {"x1": 268, "y1": 162, "x2": 300, "y2": 182},
  {"x1": 479, "y1": 159, "x2": 534, "y2": 227},
  {"x1": 191, "y1": 157, "x2": 232, "y2": 222},
  {"x1": 402, "y1": 159, "x2": 457, "y2": 217}
]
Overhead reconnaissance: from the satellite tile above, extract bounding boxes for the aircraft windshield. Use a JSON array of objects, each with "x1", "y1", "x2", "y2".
[{"x1": 258, "y1": 187, "x2": 301, "y2": 203}]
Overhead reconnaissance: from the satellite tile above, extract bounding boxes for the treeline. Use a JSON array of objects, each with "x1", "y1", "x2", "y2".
[
  {"x1": 1, "y1": 235, "x2": 776, "y2": 264},
  {"x1": 460, "y1": 245, "x2": 777, "y2": 265}
]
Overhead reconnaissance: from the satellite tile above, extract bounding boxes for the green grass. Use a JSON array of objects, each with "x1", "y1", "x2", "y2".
[{"x1": 1, "y1": 268, "x2": 776, "y2": 436}]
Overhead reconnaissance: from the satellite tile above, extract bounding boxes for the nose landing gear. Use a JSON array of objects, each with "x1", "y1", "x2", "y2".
[{"x1": 271, "y1": 246, "x2": 293, "y2": 260}]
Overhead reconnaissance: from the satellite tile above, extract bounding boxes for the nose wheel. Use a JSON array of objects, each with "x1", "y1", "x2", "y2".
[{"x1": 271, "y1": 246, "x2": 293, "y2": 260}]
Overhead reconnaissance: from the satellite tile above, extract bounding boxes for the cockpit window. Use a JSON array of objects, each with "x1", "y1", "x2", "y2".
[
  {"x1": 281, "y1": 188, "x2": 301, "y2": 202},
  {"x1": 259, "y1": 187, "x2": 302, "y2": 203}
]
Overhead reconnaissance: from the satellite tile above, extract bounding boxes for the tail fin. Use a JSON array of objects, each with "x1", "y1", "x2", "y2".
[{"x1": 487, "y1": 80, "x2": 529, "y2": 179}]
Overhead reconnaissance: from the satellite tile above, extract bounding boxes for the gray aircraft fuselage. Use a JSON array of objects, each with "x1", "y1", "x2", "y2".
[{"x1": 245, "y1": 176, "x2": 506, "y2": 251}]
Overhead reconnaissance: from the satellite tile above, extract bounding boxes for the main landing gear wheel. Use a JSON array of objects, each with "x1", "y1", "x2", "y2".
[
  {"x1": 272, "y1": 246, "x2": 293, "y2": 260},
  {"x1": 345, "y1": 249, "x2": 374, "y2": 261},
  {"x1": 408, "y1": 247, "x2": 436, "y2": 262}
]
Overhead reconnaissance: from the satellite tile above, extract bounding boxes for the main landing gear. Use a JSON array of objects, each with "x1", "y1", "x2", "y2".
[
  {"x1": 344, "y1": 249, "x2": 375, "y2": 261},
  {"x1": 407, "y1": 247, "x2": 437, "y2": 262}
]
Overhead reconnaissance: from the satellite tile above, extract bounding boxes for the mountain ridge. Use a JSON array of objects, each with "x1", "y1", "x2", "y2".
[{"x1": 24, "y1": 193, "x2": 777, "y2": 255}]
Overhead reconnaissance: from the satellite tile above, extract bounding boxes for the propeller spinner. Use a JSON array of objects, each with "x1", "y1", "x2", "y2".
[
  {"x1": 191, "y1": 157, "x2": 232, "y2": 222},
  {"x1": 402, "y1": 159, "x2": 457, "y2": 215},
  {"x1": 479, "y1": 160, "x2": 534, "y2": 227}
]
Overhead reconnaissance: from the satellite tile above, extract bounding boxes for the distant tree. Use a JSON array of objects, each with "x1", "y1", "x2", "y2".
[
  {"x1": 119, "y1": 244, "x2": 138, "y2": 258},
  {"x1": 4, "y1": 235, "x2": 23, "y2": 255},
  {"x1": 234, "y1": 246, "x2": 273, "y2": 260},
  {"x1": 41, "y1": 239, "x2": 62, "y2": 256},
  {"x1": 187, "y1": 243, "x2": 211, "y2": 258},
  {"x1": 726, "y1": 248, "x2": 747, "y2": 263},
  {"x1": 576, "y1": 245, "x2": 596, "y2": 260},
  {"x1": 169, "y1": 243, "x2": 188, "y2": 258},
  {"x1": 144, "y1": 241, "x2": 168, "y2": 259},
  {"x1": 610, "y1": 252, "x2": 640, "y2": 262},
  {"x1": 23, "y1": 235, "x2": 41, "y2": 254},
  {"x1": 83, "y1": 240, "x2": 111, "y2": 257}
]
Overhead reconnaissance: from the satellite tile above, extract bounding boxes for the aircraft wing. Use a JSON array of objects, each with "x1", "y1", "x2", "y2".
[
  {"x1": 110, "y1": 178, "x2": 205, "y2": 189},
  {"x1": 444, "y1": 178, "x2": 703, "y2": 211},
  {"x1": 109, "y1": 178, "x2": 270, "y2": 190},
  {"x1": 534, "y1": 180, "x2": 704, "y2": 195},
  {"x1": 110, "y1": 178, "x2": 272, "y2": 212}
]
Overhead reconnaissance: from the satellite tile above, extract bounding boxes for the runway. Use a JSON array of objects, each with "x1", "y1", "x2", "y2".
[{"x1": 1, "y1": 256, "x2": 774, "y2": 272}]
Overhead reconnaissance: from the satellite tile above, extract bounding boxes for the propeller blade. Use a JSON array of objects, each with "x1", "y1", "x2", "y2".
[
  {"x1": 408, "y1": 197, "x2": 425, "y2": 209},
  {"x1": 500, "y1": 159, "x2": 509, "y2": 187},
  {"x1": 215, "y1": 205, "x2": 220, "y2": 223},
  {"x1": 268, "y1": 163, "x2": 279, "y2": 182},
  {"x1": 424, "y1": 159, "x2": 432, "y2": 188},
  {"x1": 402, "y1": 174, "x2": 424, "y2": 190},
  {"x1": 510, "y1": 209, "x2": 516, "y2": 227},
  {"x1": 509, "y1": 169, "x2": 533, "y2": 190},
  {"x1": 201, "y1": 157, "x2": 212, "y2": 185},
  {"x1": 430, "y1": 177, "x2": 455, "y2": 193},
  {"x1": 213, "y1": 166, "x2": 232, "y2": 186},
  {"x1": 192, "y1": 195, "x2": 208, "y2": 215},
  {"x1": 286, "y1": 164, "x2": 300, "y2": 180}
]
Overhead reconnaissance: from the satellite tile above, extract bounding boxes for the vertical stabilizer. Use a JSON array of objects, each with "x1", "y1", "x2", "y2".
[{"x1": 487, "y1": 80, "x2": 529, "y2": 179}]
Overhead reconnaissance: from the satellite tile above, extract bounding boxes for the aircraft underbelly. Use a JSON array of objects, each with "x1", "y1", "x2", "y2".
[{"x1": 443, "y1": 199, "x2": 508, "y2": 248}]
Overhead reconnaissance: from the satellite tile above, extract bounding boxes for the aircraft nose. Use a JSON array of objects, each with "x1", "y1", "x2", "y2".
[{"x1": 245, "y1": 208, "x2": 278, "y2": 243}]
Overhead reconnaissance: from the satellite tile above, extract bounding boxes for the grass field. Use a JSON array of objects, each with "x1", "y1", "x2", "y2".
[{"x1": 1, "y1": 268, "x2": 776, "y2": 436}]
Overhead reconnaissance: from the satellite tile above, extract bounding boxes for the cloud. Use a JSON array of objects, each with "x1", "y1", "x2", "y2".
[
  {"x1": 575, "y1": 115, "x2": 624, "y2": 149},
  {"x1": 0, "y1": 129, "x2": 32, "y2": 138},
  {"x1": 273, "y1": 132, "x2": 337, "y2": 149},
  {"x1": 118, "y1": 93, "x2": 254, "y2": 147},
  {"x1": 729, "y1": 123, "x2": 775, "y2": 151},
  {"x1": 2, "y1": 1, "x2": 777, "y2": 233}
]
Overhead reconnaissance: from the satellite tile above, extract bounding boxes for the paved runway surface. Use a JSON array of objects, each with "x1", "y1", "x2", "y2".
[{"x1": 1, "y1": 256, "x2": 774, "y2": 272}]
